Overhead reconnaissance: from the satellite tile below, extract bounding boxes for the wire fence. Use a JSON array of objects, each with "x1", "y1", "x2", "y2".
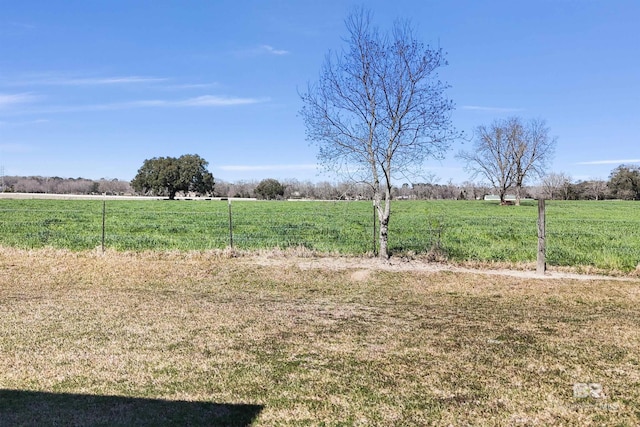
[
  {"x1": 0, "y1": 200, "x2": 376, "y2": 253},
  {"x1": 0, "y1": 199, "x2": 638, "y2": 271}
]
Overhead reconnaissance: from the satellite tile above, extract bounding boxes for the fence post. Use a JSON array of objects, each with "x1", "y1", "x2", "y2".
[
  {"x1": 537, "y1": 198, "x2": 546, "y2": 275},
  {"x1": 228, "y1": 199, "x2": 233, "y2": 249},
  {"x1": 101, "y1": 199, "x2": 106, "y2": 253}
]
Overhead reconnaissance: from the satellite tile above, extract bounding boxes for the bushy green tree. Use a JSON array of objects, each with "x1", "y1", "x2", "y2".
[
  {"x1": 255, "y1": 178, "x2": 285, "y2": 200},
  {"x1": 131, "y1": 154, "x2": 214, "y2": 199},
  {"x1": 608, "y1": 164, "x2": 640, "y2": 200}
]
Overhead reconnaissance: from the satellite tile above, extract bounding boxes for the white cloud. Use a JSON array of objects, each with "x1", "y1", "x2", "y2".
[
  {"x1": 71, "y1": 76, "x2": 168, "y2": 85},
  {"x1": 0, "y1": 93, "x2": 38, "y2": 108},
  {"x1": 19, "y1": 95, "x2": 266, "y2": 114},
  {"x1": 124, "y1": 95, "x2": 267, "y2": 108},
  {"x1": 9, "y1": 74, "x2": 225, "y2": 90},
  {"x1": 261, "y1": 45, "x2": 290, "y2": 55},
  {"x1": 0, "y1": 119, "x2": 49, "y2": 127},
  {"x1": 232, "y1": 45, "x2": 291, "y2": 58},
  {"x1": 177, "y1": 95, "x2": 266, "y2": 106},
  {"x1": 163, "y1": 83, "x2": 220, "y2": 90},
  {"x1": 12, "y1": 75, "x2": 168, "y2": 86},
  {"x1": 0, "y1": 143, "x2": 33, "y2": 153},
  {"x1": 218, "y1": 164, "x2": 317, "y2": 172},
  {"x1": 462, "y1": 105, "x2": 524, "y2": 113},
  {"x1": 577, "y1": 159, "x2": 640, "y2": 165}
]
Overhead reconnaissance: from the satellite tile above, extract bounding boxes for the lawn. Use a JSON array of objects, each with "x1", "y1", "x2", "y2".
[
  {"x1": 1, "y1": 248, "x2": 639, "y2": 425},
  {"x1": 0, "y1": 198, "x2": 639, "y2": 272}
]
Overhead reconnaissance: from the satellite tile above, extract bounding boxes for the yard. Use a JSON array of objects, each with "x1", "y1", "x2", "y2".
[{"x1": 1, "y1": 248, "x2": 639, "y2": 425}]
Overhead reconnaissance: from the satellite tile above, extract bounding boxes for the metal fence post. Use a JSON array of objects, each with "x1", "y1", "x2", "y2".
[
  {"x1": 101, "y1": 199, "x2": 106, "y2": 253},
  {"x1": 537, "y1": 198, "x2": 546, "y2": 275},
  {"x1": 228, "y1": 199, "x2": 233, "y2": 249}
]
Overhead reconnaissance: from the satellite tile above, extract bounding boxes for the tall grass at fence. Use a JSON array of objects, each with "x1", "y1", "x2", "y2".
[
  {"x1": 391, "y1": 200, "x2": 640, "y2": 271},
  {"x1": 0, "y1": 198, "x2": 638, "y2": 271},
  {"x1": 230, "y1": 200, "x2": 372, "y2": 253},
  {"x1": 545, "y1": 201, "x2": 640, "y2": 271},
  {"x1": 389, "y1": 200, "x2": 540, "y2": 262}
]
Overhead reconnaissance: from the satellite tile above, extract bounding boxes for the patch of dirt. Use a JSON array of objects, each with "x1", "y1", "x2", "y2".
[
  {"x1": 250, "y1": 255, "x2": 640, "y2": 282},
  {"x1": 349, "y1": 270, "x2": 371, "y2": 282},
  {"x1": 2, "y1": 246, "x2": 636, "y2": 283}
]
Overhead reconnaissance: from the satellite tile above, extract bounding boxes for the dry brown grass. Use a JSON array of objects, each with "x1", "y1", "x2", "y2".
[{"x1": 1, "y1": 247, "x2": 639, "y2": 425}]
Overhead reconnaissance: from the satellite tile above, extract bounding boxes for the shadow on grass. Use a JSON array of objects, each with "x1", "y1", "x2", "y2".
[{"x1": 0, "y1": 389, "x2": 262, "y2": 426}]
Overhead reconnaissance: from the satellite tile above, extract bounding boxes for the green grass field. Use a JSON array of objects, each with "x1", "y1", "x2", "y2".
[
  {"x1": 0, "y1": 198, "x2": 639, "y2": 272},
  {"x1": 1, "y1": 249, "x2": 639, "y2": 425}
]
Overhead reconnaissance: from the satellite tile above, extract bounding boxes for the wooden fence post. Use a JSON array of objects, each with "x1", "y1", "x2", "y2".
[{"x1": 537, "y1": 199, "x2": 546, "y2": 275}]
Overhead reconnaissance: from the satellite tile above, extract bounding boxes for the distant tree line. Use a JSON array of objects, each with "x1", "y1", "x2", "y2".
[
  {"x1": 215, "y1": 178, "x2": 492, "y2": 201},
  {"x1": 532, "y1": 164, "x2": 640, "y2": 201},
  {"x1": 211, "y1": 166, "x2": 640, "y2": 201},
  {"x1": 2, "y1": 164, "x2": 638, "y2": 201},
  {"x1": 1, "y1": 176, "x2": 132, "y2": 195}
]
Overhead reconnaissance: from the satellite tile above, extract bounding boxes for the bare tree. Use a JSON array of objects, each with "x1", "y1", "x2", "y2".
[
  {"x1": 213, "y1": 180, "x2": 232, "y2": 198},
  {"x1": 13, "y1": 177, "x2": 44, "y2": 193},
  {"x1": 300, "y1": 8, "x2": 458, "y2": 258},
  {"x1": 458, "y1": 117, "x2": 556, "y2": 205},
  {"x1": 541, "y1": 172, "x2": 572, "y2": 200},
  {"x1": 584, "y1": 179, "x2": 608, "y2": 200},
  {"x1": 228, "y1": 180, "x2": 256, "y2": 199},
  {"x1": 314, "y1": 181, "x2": 341, "y2": 200},
  {"x1": 297, "y1": 180, "x2": 318, "y2": 199},
  {"x1": 511, "y1": 118, "x2": 556, "y2": 204},
  {"x1": 457, "y1": 121, "x2": 514, "y2": 204},
  {"x1": 460, "y1": 181, "x2": 485, "y2": 200}
]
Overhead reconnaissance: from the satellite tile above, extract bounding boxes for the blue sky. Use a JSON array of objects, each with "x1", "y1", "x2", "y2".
[{"x1": 1, "y1": 0, "x2": 638, "y2": 184}]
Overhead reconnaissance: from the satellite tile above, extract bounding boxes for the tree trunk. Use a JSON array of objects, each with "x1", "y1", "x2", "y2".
[
  {"x1": 379, "y1": 214, "x2": 389, "y2": 259},
  {"x1": 374, "y1": 189, "x2": 391, "y2": 260},
  {"x1": 515, "y1": 184, "x2": 521, "y2": 206}
]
